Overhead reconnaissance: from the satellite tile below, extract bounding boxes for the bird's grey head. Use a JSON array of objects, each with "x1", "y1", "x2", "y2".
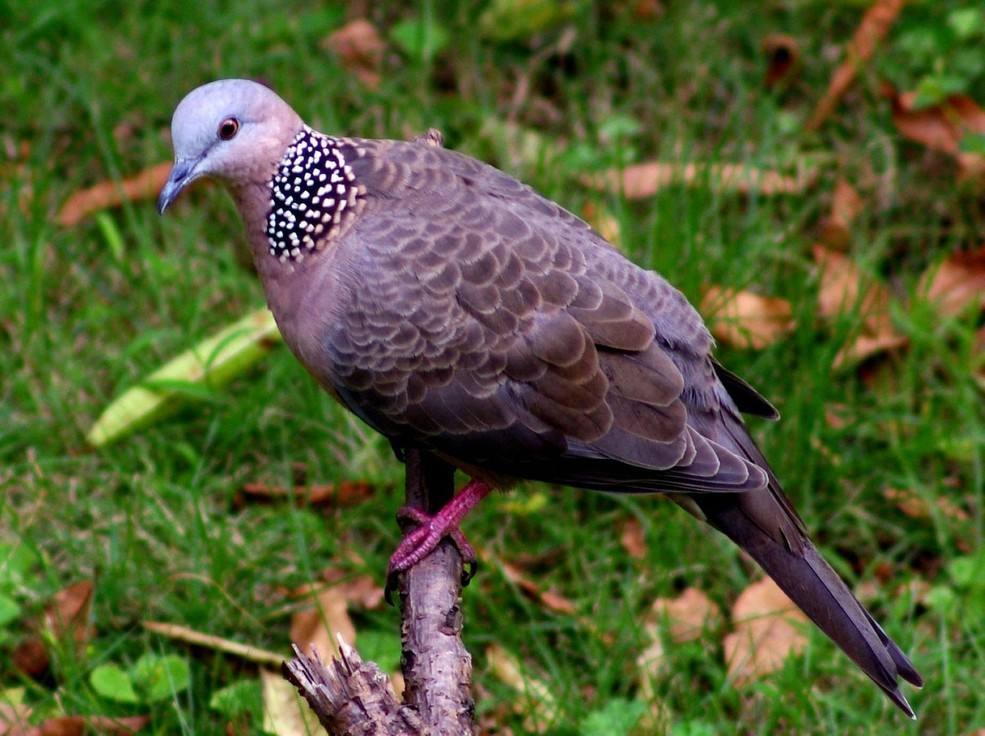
[{"x1": 157, "y1": 79, "x2": 303, "y2": 214}]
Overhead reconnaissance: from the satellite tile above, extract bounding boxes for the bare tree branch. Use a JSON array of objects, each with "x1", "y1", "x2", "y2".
[{"x1": 283, "y1": 449, "x2": 476, "y2": 735}]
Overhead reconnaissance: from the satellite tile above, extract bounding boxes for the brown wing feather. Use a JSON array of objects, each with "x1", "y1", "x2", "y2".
[{"x1": 321, "y1": 139, "x2": 762, "y2": 495}]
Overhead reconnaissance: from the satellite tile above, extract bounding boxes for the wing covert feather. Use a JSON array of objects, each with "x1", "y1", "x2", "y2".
[{"x1": 322, "y1": 138, "x2": 767, "y2": 495}]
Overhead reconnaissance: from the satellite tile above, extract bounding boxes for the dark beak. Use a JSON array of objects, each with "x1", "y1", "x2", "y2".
[{"x1": 156, "y1": 158, "x2": 200, "y2": 215}]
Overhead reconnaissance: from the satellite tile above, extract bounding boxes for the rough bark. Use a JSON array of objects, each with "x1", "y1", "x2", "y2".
[
  {"x1": 283, "y1": 450, "x2": 476, "y2": 735},
  {"x1": 397, "y1": 451, "x2": 476, "y2": 734}
]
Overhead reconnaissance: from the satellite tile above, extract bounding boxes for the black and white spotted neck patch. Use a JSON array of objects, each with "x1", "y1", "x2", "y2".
[{"x1": 265, "y1": 127, "x2": 360, "y2": 263}]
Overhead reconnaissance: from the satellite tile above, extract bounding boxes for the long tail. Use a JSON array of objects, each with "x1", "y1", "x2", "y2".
[{"x1": 694, "y1": 482, "x2": 923, "y2": 718}]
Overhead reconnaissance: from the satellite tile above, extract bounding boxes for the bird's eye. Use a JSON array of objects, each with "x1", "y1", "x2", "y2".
[{"x1": 218, "y1": 118, "x2": 240, "y2": 141}]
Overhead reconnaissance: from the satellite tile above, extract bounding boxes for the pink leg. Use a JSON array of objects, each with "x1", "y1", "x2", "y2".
[{"x1": 387, "y1": 479, "x2": 492, "y2": 576}]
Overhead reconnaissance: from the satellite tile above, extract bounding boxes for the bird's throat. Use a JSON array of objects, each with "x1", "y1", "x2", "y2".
[{"x1": 264, "y1": 127, "x2": 361, "y2": 263}]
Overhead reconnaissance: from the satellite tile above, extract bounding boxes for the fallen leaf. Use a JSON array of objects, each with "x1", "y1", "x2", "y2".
[
  {"x1": 12, "y1": 638, "x2": 48, "y2": 679},
  {"x1": 324, "y1": 19, "x2": 383, "y2": 89},
  {"x1": 647, "y1": 588, "x2": 723, "y2": 643},
  {"x1": 260, "y1": 669, "x2": 328, "y2": 736},
  {"x1": 805, "y1": 0, "x2": 905, "y2": 131},
  {"x1": 31, "y1": 715, "x2": 149, "y2": 736},
  {"x1": 0, "y1": 694, "x2": 31, "y2": 736},
  {"x1": 57, "y1": 162, "x2": 172, "y2": 226},
  {"x1": 887, "y1": 88, "x2": 985, "y2": 180},
  {"x1": 290, "y1": 592, "x2": 350, "y2": 660},
  {"x1": 588, "y1": 161, "x2": 815, "y2": 199},
  {"x1": 762, "y1": 34, "x2": 800, "y2": 88},
  {"x1": 835, "y1": 331, "x2": 909, "y2": 369},
  {"x1": 823, "y1": 402, "x2": 851, "y2": 430},
  {"x1": 700, "y1": 286, "x2": 794, "y2": 350},
  {"x1": 632, "y1": 0, "x2": 664, "y2": 21},
  {"x1": 814, "y1": 246, "x2": 892, "y2": 329},
  {"x1": 817, "y1": 179, "x2": 864, "y2": 251},
  {"x1": 239, "y1": 480, "x2": 373, "y2": 508},
  {"x1": 290, "y1": 575, "x2": 384, "y2": 657},
  {"x1": 388, "y1": 671, "x2": 405, "y2": 699},
  {"x1": 480, "y1": 550, "x2": 576, "y2": 615},
  {"x1": 722, "y1": 577, "x2": 808, "y2": 686},
  {"x1": 813, "y1": 246, "x2": 907, "y2": 367},
  {"x1": 919, "y1": 244, "x2": 985, "y2": 318},
  {"x1": 619, "y1": 517, "x2": 646, "y2": 559},
  {"x1": 325, "y1": 573, "x2": 384, "y2": 609},
  {"x1": 141, "y1": 621, "x2": 282, "y2": 667},
  {"x1": 581, "y1": 201, "x2": 622, "y2": 249},
  {"x1": 883, "y1": 488, "x2": 969, "y2": 523},
  {"x1": 486, "y1": 644, "x2": 557, "y2": 734},
  {"x1": 17, "y1": 581, "x2": 96, "y2": 674},
  {"x1": 46, "y1": 580, "x2": 93, "y2": 643}
]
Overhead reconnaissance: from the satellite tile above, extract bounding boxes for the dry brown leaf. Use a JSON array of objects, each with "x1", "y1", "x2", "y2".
[
  {"x1": 818, "y1": 179, "x2": 864, "y2": 250},
  {"x1": 289, "y1": 574, "x2": 384, "y2": 657},
  {"x1": 647, "y1": 587, "x2": 723, "y2": 644},
  {"x1": 260, "y1": 668, "x2": 328, "y2": 736},
  {"x1": 588, "y1": 161, "x2": 814, "y2": 199},
  {"x1": 883, "y1": 488, "x2": 969, "y2": 523},
  {"x1": 805, "y1": 0, "x2": 905, "y2": 131},
  {"x1": 722, "y1": 577, "x2": 808, "y2": 686},
  {"x1": 388, "y1": 670, "x2": 405, "y2": 699},
  {"x1": 581, "y1": 201, "x2": 622, "y2": 249},
  {"x1": 814, "y1": 246, "x2": 892, "y2": 329},
  {"x1": 813, "y1": 246, "x2": 908, "y2": 367},
  {"x1": 485, "y1": 644, "x2": 557, "y2": 733},
  {"x1": 487, "y1": 554, "x2": 576, "y2": 615},
  {"x1": 12, "y1": 638, "x2": 49, "y2": 678},
  {"x1": 888, "y1": 89, "x2": 985, "y2": 180},
  {"x1": 919, "y1": 244, "x2": 985, "y2": 318},
  {"x1": 57, "y1": 162, "x2": 172, "y2": 227},
  {"x1": 762, "y1": 34, "x2": 800, "y2": 88},
  {"x1": 141, "y1": 621, "x2": 283, "y2": 666},
  {"x1": 836, "y1": 332, "x2": 909, "y2": 369},
  {"x1": 632, "y1": 0, "x2": 664, "y2": 20},
  {"x1": 0, "y1": 699, "x2": 32, "y2": 736},
  {"x1": 701, "y1": 286, "x2": 794, "y2": 350},
  {"x1": 324, "y1": 19, "x2": 384, "y2": 89},
  {"x1": 239, "y1": 480, "x2": 374, "y2": 508},
  {"x1": 290, "y1": 591, "x2": 351, "y2": 658},
  {"x1": 25, "y1": 715, "x2": 149, "y2": 736},
  {"x1": 16, "y1": 580, "x2": 97, "y2": 676},
  {"x1": 619, "y1": 517, "x2": 646, "y2": 559},
  {"x1": 46, "y1": 580, "x2": 93, "y2": 642}
]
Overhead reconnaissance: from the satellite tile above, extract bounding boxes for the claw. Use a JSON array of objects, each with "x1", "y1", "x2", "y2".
[{"x1": 386, "y1": 479, "x2": 492, "y2": 594}]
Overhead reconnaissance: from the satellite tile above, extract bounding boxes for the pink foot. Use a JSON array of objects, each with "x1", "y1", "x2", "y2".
[{"x1": 387, "y1": 479, "x2": 491, "y2": 586}]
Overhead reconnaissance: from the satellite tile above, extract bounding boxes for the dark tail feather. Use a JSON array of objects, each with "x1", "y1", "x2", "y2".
[{"x1": 698, "y1": 492, "x2": 922, "y2": 717}]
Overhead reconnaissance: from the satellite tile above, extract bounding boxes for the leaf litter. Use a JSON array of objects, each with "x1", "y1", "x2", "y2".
[{"x1": 722, "y1": 577, "x2": 808, "y2": 686}]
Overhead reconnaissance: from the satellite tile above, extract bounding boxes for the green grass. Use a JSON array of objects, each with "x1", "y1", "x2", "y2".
[{"x1": 2, "y1": 1, "x2": 984, "y2": 733}]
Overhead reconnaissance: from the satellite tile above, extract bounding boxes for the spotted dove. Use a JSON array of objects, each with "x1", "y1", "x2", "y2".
[{"x1": 158, "y1": 79, "x2": 922, "y2": 715}]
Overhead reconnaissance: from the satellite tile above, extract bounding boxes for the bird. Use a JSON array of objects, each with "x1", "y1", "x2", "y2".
[{"x1": 158, "y1": 79, "x2": 922, "y2": 716}]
